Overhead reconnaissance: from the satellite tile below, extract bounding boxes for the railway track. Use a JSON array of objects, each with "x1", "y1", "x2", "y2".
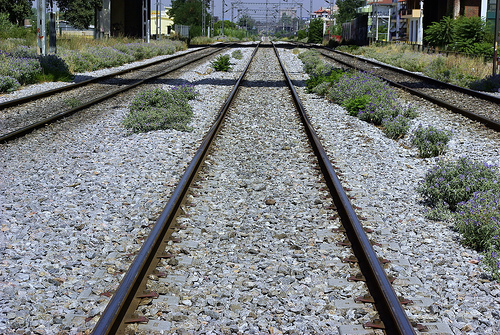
[
  {"x1": 90, "y1": 43, "x2": 425, "y2": 334},
  {"x1": 0, "y1": 45, "x2": 228, "y2": 143},
  {"x1": 313, "y1": 46, "x2": 500, "y2": 132}
]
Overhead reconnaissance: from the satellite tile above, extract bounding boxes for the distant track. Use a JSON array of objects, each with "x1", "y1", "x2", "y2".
[
  {"x1": 0, "y1": 45, "x2": 227, "y2": 143},
  {"x1": 301, "y1": 44, "x2": 500, "y2": 132}
]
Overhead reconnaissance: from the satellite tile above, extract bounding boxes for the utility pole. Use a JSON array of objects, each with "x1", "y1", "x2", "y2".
[
  {"x1": 37, "y1": 0, "x2": 47, "y2": 55},
  {"x1": 417, "y1": 0, "x2": 423, "y2": 45},
  {"x1": 494, "y1": 0, "x2": 500, "y2": 75}
]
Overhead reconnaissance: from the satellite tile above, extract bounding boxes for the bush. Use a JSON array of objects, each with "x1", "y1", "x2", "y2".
[
  {"x1": 411, "y1": 125, "x2": 452, "y2": 158},
  {"x1": 382, "y1": 115, "x2": 411, "y2": 139},
  {"x1": 211, "y1": 54, "x2": 231, "y2": 71},
  {"x1": 417, "y1": 157, "x2": 500, "y2": 211},
  {"x1": 455, "y1": 190, "x2": 500, "y2": 251},
  {"x1": 425, "y1": 16, "x2": 455, "y2": 47},
  {"x1": 0, "y1": 54, "x2": 42, "y2": 85},
  {"x1": 0, "y1": 75, "x2": 20, "y2": 92},
  {"x1": 123, "y1": 86, "x2": 197, "y2": 133}
]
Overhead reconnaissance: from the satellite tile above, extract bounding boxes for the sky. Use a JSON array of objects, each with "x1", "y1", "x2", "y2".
[{"x1": 153, "y1": 0, "x2": 335, "y2": 22}]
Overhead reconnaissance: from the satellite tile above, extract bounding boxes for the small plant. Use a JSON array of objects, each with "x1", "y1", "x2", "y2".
[
  {"x1": 382, "y1": 115, "x2": 411, "y2": 139},
  {"x1": 211, "y1": 54, "x2": 231, "y2": 72},
  {"x1": 417, "y1": 157, "x2": 500, "y2": 211},
  {"x1": 231, "y1": 50, "x2": 243, "y2": 60},
  {"x1": 482, "y1": 248, "x2": 500, "y2": 282},
  {"x1": 0, "y1": 75, "x2": 20, "y2": 92},
  {"x1": 411, "y1": 124, "x2": 452, "y2": 158},
  {"x1": 64, "y1": 98, "x2": 82, "y2": 109},
  {"x1": 123, "y1": 85, "x2": 197, "y2": 133}
]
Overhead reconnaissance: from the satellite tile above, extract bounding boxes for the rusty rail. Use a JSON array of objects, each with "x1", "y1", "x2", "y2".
[
  {"x1": 273, "y1": 43, "x2": 416, "y2": 334},
  {"x1": 91, "y1": 43, "x2": 260, "y2": 335}
]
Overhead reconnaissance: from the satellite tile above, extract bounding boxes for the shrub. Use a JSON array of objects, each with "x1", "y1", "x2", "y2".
[
  {"x1": 425, "y1": 16, "x2": 455, "y2": 48},
  {"x1": 123, "y1": 86, "x2": 197, "y2": 133},
  {"x1": 0, "y1": 75, "x2": 20, "y2": 92},
  {"x1": 211, "y1": 54, "x2": 231, "y2": 71},
  {"x1": 455, "y1": 190, "x2": 500, "y2": 282},
  {"x1": 411, "y1": 125, "x2": 452, "y2": 158},
  {"x1": 382, "y1": 115, "x2": 411, "y2": 139},
  {"x1": 417, "y1": 157, "x2": 500, "y2": 211},
  {"x1": 455, "y1": 190, "x2": 500, "y2": 251},
  {"x1": 232, "y1": 50, "x2": 243, "y2": 60},
  {"x1": 0, "y1": 54, "x2": 42, "y2": 85}
]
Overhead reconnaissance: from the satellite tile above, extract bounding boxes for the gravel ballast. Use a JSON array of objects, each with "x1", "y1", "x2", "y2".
[{"x1": 1, "y1": 44, "x2": 499, "y2": 334}]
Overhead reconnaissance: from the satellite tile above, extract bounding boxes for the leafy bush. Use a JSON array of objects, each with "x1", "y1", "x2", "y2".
[
  {"x1": 0, "y1": 75, "x2": 20, "y2": 92},
  {"x1": 382, "y1": 115, "x2": 411, "y2": 139},
  {"x1": 232, "y1": 50, "x2": 243, "y2": 60},
  {"x1": 211, "y1": 54, "x2": 231, "y2": 71},
  {"x1": 417, "y1": 157, "x2": 500, "y2": 211},
  {"x1": 123, "y1": 86, "x2": 197, "y2": 133},
  {"x1": 411, "y1": 125, "x2": 452, "y2": 158},
  {"x1": 305, "y1": 68, "x2": 346, "y2": 93},
  {"x1": 425, "y1": 16, "x2": 455, "y2": 47},
  {"x1": 453, "y1": 16, "x2": 486, "y2": 53}
]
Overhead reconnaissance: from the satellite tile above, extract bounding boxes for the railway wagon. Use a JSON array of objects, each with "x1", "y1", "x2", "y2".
[{"x1": 341, "y1": 15, "x2": 368, "y2": 46}]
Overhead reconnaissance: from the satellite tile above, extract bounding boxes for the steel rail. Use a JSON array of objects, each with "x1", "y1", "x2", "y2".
[
  {"x1": 0, "y1": 46, "x2": 216, "y2": 110},
  {"x1": 273, "y1": 43, "x2": 416, "y2": 334},
  {"x1": 317, "y1": 49, "x2": 500, "y2": 132},
  {"x1": 0, "y1": 47, "x2": 226, "y2": 144},
  {"x1": 91, "y1": 42, "x2": 260, "y2": 335}
]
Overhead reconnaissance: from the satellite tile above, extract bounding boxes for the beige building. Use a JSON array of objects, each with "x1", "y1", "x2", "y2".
[{"x1": 151, "y1": 7, "x2": 174, "y2": 36}]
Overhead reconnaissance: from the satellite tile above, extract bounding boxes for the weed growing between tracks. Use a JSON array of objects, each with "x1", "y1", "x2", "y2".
[
  {"x1": 211, "y1": 54, "x2": 232, "y2": 72},
  {"x1": 411, "y1": 125, "x2": 453, "y2": 158},
  {"x1": 418, "y1": 157, "x2": 500, "y2": 281},
  {"x1": 123, "y1": 84, "x2": 198, "y2": 133}
]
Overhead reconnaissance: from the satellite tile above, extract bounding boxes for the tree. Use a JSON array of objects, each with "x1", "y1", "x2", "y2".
[
  {"x1": 168, "y1": 0, "x2": 208, "y2": 27},
  {"x1": 425, "y1": 16, "x2": 455, "y2": 47},
  {"x1": 0, "y1": 0, "x2": 31, "y2": 26},
  {"x1": 336, "y1": 0, "x2": 363, "y2": 25},
  {"x1": 308, "y1": 18, "x2": 323, "y2": 44},
  {"x1": 215, "y1": 20, "x2": 236, "y2": 30},
  {"x1": 56, "y1": 0, "x2": 102, "y2": 29},
  {"x1": 238, "y1": 14, "x2": 255, "y2": 30}
]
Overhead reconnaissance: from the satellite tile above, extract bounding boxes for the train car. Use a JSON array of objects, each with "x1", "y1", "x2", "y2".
[{"x1": 341, "y1": 15, "x2": 368, "y2": 46}]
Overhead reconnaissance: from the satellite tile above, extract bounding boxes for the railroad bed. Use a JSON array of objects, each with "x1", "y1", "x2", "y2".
[{"x1": 1, "y1": 43, "x2": 500, "y2": 334}]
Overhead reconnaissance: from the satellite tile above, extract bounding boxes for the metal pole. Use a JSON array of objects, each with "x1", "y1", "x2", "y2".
[
  {"x1": 418, "y1": 0, "x2": 423, "y2": 45},
  {"x1": 222, "y1": 0, "x2": 225, "y2": 36},
  {"x1": 387, "y1": 8, "x2": 391, "y2": 41},
  {"x1": 494, "y1": 0, "x2": 500, "y2": 75},
  {"x1": 37, "y1": 0, "x2": 47, "y2": 55}
]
